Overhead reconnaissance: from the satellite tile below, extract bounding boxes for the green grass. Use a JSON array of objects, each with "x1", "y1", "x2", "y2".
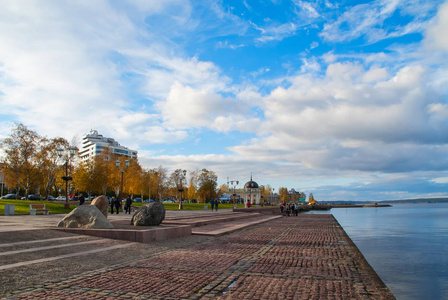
[
  {"x1": 0, "y1": 200, "x2": 246, "y2": 215},
  {"x1": 0, "y1": 199, "x2": 74, "y2": 214}
]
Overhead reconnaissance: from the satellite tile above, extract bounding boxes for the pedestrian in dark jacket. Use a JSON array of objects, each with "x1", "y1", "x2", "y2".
[
  {"x1": 110, "y1": 197, "x2": 116, "y2": 214},
  {"x1": 78, "y1": 193, "x2": 85, "y2": 206},
  {"x1": 125, "y1": 197, "x2": 132, "y2": 214},
  {"x1": 210, "y1": 199, "x2": 215, "y2": 211},
  {"x1": 114, "y1": 197, "x2": 121, "y2": 214}
]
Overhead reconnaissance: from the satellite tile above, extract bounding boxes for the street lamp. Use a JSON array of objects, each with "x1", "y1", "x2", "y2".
[
  {"x1": 57, "y1": 147, "x2": 78, "y2": 209},
  {"x1": 116, "y1": 159, "x2": 130, "y2": 202},
  {"x1": 174, "y1": 169, "x2": 187, "y2": 209},
  {"x1": 230, "y1": 180, "x2": 239, "y2": 208}
]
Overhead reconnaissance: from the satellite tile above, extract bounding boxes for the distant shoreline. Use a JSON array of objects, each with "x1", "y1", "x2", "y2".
[{"x1": 320, "y1": 198, "x2": 448, "y2": 205}]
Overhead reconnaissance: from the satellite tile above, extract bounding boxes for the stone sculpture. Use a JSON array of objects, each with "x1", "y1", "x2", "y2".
[
  {"x1": 91, "y1": 195, "x2": 109, "y2": 217},
  {"x1": 57, "y1": 205, "x2": 114, "y2": 229},
  {"x1": 131, "y1": 201, "x2": 165, "y2": 226}
]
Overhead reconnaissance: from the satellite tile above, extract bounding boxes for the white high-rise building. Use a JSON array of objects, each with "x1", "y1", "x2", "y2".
[{"x1": 79, "y1": 130, "x2": 138, "y2": 162}]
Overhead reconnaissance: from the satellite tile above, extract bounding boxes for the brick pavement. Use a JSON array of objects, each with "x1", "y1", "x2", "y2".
[{"x1": 3, "y1": 214, "x2": 395, "y2": 299}]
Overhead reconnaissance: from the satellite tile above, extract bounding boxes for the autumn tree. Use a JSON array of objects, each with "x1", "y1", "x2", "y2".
[
  {"x1": 279, "y1": 187, "x2": 289, "y2": 203},
  {"x1": 137, "y1": 169, "x2": 150, "y2": 199},
  {"x1": 93, "y1": 148, "x2": 116, "y2": 195},
  {"x1": 217, "y1": 184, "x2": 228, "y2": 198},
  {"x1": 186, "y1": 170, "x2": 199, "y2": 201},
  {"x1": 259, "y1": 184, "x2": 273, "y2": 204},
  {"x1": 1, "y1": 124, "x2": 43, "y2": 197},
  {"x1": 139, "y1": 168, "x2": 162, "y2": 200},
  {"x1": 38, "y1": 137, "x2": 70, "y2": 198},
  {"x1": 122, "y1": 158, "x2": 142, "y2": 198},
  {"x1": 148, "y1": 166, "x2": 168, "y2": 201},
  {"x1": 197, "y1": 169, "x2": 218, "y2": 203},
  {"x1": 73, "y1": 147, "x2": 121, "y2": 197},
  {"x1": 73, "y1": 160, "x2": 97, "y2": 197},
  {"x1": 290, "y1": 189, "x2": 300, "y2": 202}
]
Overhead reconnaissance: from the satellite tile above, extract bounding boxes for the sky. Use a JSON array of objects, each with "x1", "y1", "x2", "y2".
[{"x1": 1, "y1": 0, "x2": 448, "y2": 201}]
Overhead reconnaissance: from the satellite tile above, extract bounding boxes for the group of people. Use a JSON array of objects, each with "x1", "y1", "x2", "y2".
[
  {"x1": 210, "y1": 199, "x2": 219, "y2": 211},
  {"x1": 280, "y1": 202, "x2": 299, "y2": 216},
  {"x1": 110, "y1": 196, "x2": 133, "y2": 214},
  {"x1": 77, "y1": 193, "x2": 133, "y2": 214}
]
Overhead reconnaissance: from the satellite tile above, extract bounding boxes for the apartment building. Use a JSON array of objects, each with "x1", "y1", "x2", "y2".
[{"x1": 78, "y1": 130, "x2": 137, "y2": 162}]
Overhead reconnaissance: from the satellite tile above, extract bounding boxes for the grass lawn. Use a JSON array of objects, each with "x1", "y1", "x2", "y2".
[
  {"x1": 0, "y1": 200, "x2": 245, "y2": 215},
  {"x1": 0, "y1": 199, "x2": 74, "y2": 215}
]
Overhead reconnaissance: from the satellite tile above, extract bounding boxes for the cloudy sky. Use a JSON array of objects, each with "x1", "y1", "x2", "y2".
[{"x1": 1, "y1": 0, "x2": 448, "y2": 201}]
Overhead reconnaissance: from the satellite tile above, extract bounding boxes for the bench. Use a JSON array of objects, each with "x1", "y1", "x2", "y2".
[{"x1": 29, "y1": 204, "x2": 50, "y2": 215}]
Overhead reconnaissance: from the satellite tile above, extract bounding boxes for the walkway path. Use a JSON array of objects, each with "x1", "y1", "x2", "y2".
[{"x1": 0, "y1": 212, "x2": 394, "y2": 299}]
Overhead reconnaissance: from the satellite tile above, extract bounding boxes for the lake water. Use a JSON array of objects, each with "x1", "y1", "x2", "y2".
[{"x1": 307, "y1": 203, "x2": 448, "y2": 300}]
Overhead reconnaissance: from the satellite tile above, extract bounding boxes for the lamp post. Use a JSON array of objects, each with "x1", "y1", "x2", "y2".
[
  {"x1": 230, "y1": 180, "x2": 239, "y2": 208},
  {"x1": 57, "y1": 147, "x2": 78, "y2": 209},
  {"x1": 174, "y1": 169, "x2": 187, "y2": 209},
  {"x1": 115, "y1": 159, "x2": 130, "y2": 202}
]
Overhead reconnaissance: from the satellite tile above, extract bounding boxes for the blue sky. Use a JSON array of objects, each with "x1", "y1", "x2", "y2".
[{"x1": 1, "y1": 0, "x2": 448, "y2": 201}]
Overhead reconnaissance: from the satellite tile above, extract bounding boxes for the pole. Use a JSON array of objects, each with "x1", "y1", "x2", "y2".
[
  {"x1": 178, "y1": 177, "x2": 184, "y2": 210},
  {"x1": 65, "y1": 160, "x2": 69, "y2": 209},
  {"x1": 120, "y1": 170, "x2": 124, "y2": 202},
  {"x1": 179, "y1": 187, "x2": 183, "y2": 210}
]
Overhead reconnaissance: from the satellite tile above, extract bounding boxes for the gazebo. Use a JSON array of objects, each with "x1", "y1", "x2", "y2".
[{"x1": 243, "y1": 175, "x2": 260, "y2": 208}]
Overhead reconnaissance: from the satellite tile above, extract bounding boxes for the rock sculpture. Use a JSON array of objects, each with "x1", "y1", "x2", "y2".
[
  {"x1": 57, "y1": 205, "x2": 114, "y2": 229},
  {"x1": 131, "y1": 202, "x2": 165, "y2": 226},
  {"x1": 91, "y1": 195, "x2": 109, "y2": 217}
]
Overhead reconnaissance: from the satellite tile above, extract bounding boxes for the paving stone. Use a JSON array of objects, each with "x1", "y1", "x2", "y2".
[{"x1": 3, "y1": 214, "x2": 394, "y2": 300}]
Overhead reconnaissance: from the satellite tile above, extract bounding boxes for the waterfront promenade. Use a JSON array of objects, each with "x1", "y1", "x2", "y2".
[{"x1": 0, "y1": 210, "x2": 394, "y2": 299}]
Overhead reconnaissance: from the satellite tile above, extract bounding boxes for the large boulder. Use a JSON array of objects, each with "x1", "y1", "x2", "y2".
[
  {"x1": 131, "y1": 202, "x2": 165, "y2": 226},
  {"x1": 57, "y1": 205, "x2": 114, "y2": 229},
  {"x1": 91, "y1": 195, "x2": 109, "y2": 217}
]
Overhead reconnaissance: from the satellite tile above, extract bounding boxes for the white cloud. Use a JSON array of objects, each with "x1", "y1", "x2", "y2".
[
  {"x1": 426, "y1": 2, "x2": 448, "y2": 52},
  {"x1": 320, "y1": 0, "x2": 435, "y2": 43},
  {"x1": 0, "y1": 1, "x2": 135, "y2": 136},
  {"x1": 159, "y1": 82, "x2": 261, "y2": 132},
  {"x1": 254, "y1": 22, "x2": 298, "y2": 43},
  {"x1": 292, "y1": 0, "x2": 320, "y2": 19},
  {"x1": 228, "y1": 62, "x2": 448, "y2": 174},
  {"x1": 362, "y1": 67, "x2": 389, "y2": 83},
  {"x1": 430, "y1": 177, "x2": 448, "y2": 184},
  {"x1": 0, "y1": 1, "x2": 234, "y2": 147},
  {"x1": 216, "y1": 40, "x2": 245, "y2": 50}
]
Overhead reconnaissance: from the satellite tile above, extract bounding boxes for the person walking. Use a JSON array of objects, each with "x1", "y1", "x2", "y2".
[
  {"x1": 78, "y1": 193, "x2": 85, "y2": 206},
  {"x1": 114, "y1": 197, "x2": 122, "y2": 214},
  {"x1": 125, "y1": 196, "x2": 132, "y2": 214},
  {"x1": 215, "y1": 200, "x2": 219, "y2": 211},
  {"x1": 210, "y1": 199, "x2": 215, "y2": 211},
  {"x1": 110, "y1": 197, "x2": 116, "y2": 214},
  {"x1": 280, "y1": 203, "x2": 284, "y2": 215}
]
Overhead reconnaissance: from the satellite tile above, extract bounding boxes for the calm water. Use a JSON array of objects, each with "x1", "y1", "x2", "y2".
[{"x1": 307, "y1": 203, "x2": 448, "y2": 300}]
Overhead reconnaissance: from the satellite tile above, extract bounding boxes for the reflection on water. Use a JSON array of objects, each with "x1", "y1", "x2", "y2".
[{"x1": 307, "y1": 203, "x2": 448, "y2": 300}]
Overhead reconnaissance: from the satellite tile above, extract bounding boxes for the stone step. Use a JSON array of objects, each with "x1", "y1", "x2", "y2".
[
  {"x1": 163, "y1": 212, "x2": 261, "y2": 227},
  {"x1": 191, "y1": 215, "x2": 282, "y2": 236}
]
